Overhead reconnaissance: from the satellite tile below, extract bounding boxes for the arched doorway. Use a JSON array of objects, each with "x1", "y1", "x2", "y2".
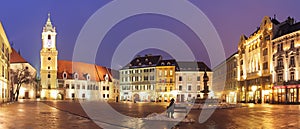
[
  {"x1": 116, "y1": 96, "x2": 119, "y2": 102},
  {"x1": 57, "y1": 93, "x2": 64, "y2": 100}
]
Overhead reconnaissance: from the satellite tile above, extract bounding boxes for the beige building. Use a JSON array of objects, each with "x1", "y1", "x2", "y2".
[
  {"x1": 0, "y1": 22, "x2": 12, "y2": 103},
  {"x1": 213, "y1": 53, "x2": 238, "y2": 103}
]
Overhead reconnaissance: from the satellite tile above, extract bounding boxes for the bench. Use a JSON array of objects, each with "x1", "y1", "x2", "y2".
[{"x1": 174, "y1": 105, "x2": 188, "y2": 113}]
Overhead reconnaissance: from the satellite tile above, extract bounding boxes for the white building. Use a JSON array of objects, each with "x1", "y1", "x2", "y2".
[
  {"x1": 175, "y1": 62, "x2": 213, "y2": 102},
  {"x1": 10, "y1": 48, "x2": 37, "y2": 100}
]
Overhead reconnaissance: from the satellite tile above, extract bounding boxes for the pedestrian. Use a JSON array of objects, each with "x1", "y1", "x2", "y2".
[{"x1": 167, "y1": 98, "x2": 175, "y2": 118}]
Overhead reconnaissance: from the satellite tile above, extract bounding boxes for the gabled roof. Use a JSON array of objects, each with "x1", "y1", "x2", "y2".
[
  {"x1": 10, "y1": 48, "x2": 27, "y2": 63},
  {"x1": 57, "y1": 60, "x2": 112, "y2": 82},
  {"x1": 176, "y1": 61, "x2": 211, "y2": 72}
]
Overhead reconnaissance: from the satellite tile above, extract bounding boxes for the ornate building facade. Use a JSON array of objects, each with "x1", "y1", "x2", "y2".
[
  {"x1": 272, "y1": 17, "x2": 300, "y2": 104},
  {"x1": 237, "y1": 16, "x2": 276, "y2": 103}
]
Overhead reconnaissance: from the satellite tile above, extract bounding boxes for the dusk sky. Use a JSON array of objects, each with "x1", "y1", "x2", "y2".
[{"x1": 1, "y1": 1, "x2": 300, "y2": 72}]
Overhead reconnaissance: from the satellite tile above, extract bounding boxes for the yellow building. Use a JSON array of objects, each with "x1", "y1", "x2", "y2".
[
  {"x1": 0, "y1": 22, "x2": 12, "y2": 103},
  {"x1": 155, "y1": 60, "x2": 176, "y2": 102},
  {"x1": 238, "y1": 16, "x2": 276, "y2": 103},
  {"x1": 40, "y1": 14, "x2": 59, "y2": 99}
]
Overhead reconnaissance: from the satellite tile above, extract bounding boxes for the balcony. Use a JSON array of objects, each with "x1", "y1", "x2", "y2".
[{"x1": 275, "y1": 66, "x2": 284, "y2": 71}]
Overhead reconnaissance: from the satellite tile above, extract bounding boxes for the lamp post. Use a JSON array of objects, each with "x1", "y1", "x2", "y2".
[{"x1": 201, "y1": 70, "x2": 210, "y2": 99}]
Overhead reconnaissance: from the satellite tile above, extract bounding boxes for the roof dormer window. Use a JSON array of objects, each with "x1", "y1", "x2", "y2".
[
  {"x1": 74, "y1": 72, "x2": 78, "y2": 80},
  {"x1": 62, "y1": 72, "x2": 67, "y2": 79},
  {"x1": 86, "y1": 74, "x2": 90, "y2": 81}
]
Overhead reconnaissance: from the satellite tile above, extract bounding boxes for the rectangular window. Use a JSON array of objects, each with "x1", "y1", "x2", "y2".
[
  {"x1": 179, "y1": 76, "x2": 182, "y2": 81},
  {"x1": 170, "y1": 70, "x2": 173, "y2": 76},
  {"x1": 66, "y1": 84, "x2": 70, "y2": 89},
  {"x1": 103, "y1": 94, "x2": 106, "y2": 98},
  {"x1": 144, "y1": 76, "x2": 148, "y2": 81},
  {"x1": 82, "y1": 94, "x2": 85, "y2": 98},
  {"x1": 103, "y1": 86, "x2": 105, "y2": 90},
  {"x1": 164, "y1": 70, "x2": 167, "y2": 76},
  {"x1": 197, "y1": 76, "x2": 200, "y2": 81},
  {"x1": 291, "y1": 40, "x2": 295, "y2": 49},
  {"x1": 107, "y1": 94, "x2": 109, "y2": 98},
  {"x1": 263, "y1": 48, "x2": 268, "y2": 56},
  {"x1": 197, "y1": 85, "x2": 200, "y2": 91},
  {"x1": 291, "y1": 72, "x2": 295, "y2": 81},
  {"x1": 107, "y1": 86, "x2": 109, "y2": 91},
  {"x1": 165, "y1": 87, "x2": 167, "y2": 92},
  {"x1": 179, "y1": 85, "x2": 182, "y2": 91},
  {"x1": 77, "y1": 85, "x2": 80, "y2": 89},
  {"x1": 277, "y1": 74, "x2": 283, "y2": 82},
  {"x1": 82, "y1": 85, "x2": 85, "y2": 89},
  {"x1": 71, "y1": 84, "x2": 75, "y2": 89},
  {"x1": 290, "y1": 56, "x2": 295, "y2": 66},
  {"x1": 263, "y1": 62, "x2": 268, "y2": 70},
  {"x1": 188, "y1": 85, "x2": 192, "y2": 91}
]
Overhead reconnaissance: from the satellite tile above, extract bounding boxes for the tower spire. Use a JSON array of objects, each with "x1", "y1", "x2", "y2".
[{"x1": 44, "y1": 13, "x2": 55, "y2": 32}]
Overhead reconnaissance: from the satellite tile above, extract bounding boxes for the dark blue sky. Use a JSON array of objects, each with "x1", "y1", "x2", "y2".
[{"x1": 1, "y1": 1, "x2": 300, "y2": 71}]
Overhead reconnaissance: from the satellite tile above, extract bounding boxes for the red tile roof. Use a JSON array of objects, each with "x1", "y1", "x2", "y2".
[
  {"x1": 10, "y1": 48, "x2": 27, "y2": 63},
  {"x1": 57, "y1": 60, "x2": 112, "y2": 82}
]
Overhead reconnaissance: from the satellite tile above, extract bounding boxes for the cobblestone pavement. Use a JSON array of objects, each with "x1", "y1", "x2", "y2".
[
  {"x1": 1, "y1": 100, "x2": 300, "y2": 129},
  {"x1": 0, "y1": 100, "x2": 100, "y2": 129}
]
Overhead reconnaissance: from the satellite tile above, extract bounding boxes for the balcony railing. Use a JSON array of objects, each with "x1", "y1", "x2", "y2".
[{"x1": 275, "y1": 66, "x2": 284, "y2": 71}]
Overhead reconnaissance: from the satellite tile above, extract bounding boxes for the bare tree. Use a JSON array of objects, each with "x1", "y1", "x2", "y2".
[{"x1": 10, "y1": 65, "x2": 34, "y2": 101}]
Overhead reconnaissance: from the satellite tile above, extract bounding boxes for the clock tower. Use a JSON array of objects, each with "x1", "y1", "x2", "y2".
[{"x1": 40, "y1": 13, "x2": 58, "y2": 99}]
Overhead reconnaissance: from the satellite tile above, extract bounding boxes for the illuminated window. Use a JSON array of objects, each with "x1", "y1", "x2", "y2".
[
  {"x1": 188, "y1": 85, "x2": 192, "y2": 91},
  {"x1": 164, "y1": 70, "x2": 167, "y2": 76},
  {"x1": 291, "y1": 40, "x2": 295, "y2": 49},
  {"x1": 170, "y1": 70, "x2": 173, "y2": 76},
  {"x1": 197, "y1": 85, "x2": 201, "y2": 91},
  {"x1": 290, "y1": 72, "x2": 295, "y2": 81}
]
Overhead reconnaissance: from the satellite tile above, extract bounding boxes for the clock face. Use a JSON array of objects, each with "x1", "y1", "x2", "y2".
[{"x1": 47, "y1": 40, "x2": 52, "y2": 48}]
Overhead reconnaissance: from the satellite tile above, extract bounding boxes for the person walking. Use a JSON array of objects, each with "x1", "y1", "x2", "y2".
[{"x1": 167, "y1": 98, "x2": 175, "y2": 118}]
